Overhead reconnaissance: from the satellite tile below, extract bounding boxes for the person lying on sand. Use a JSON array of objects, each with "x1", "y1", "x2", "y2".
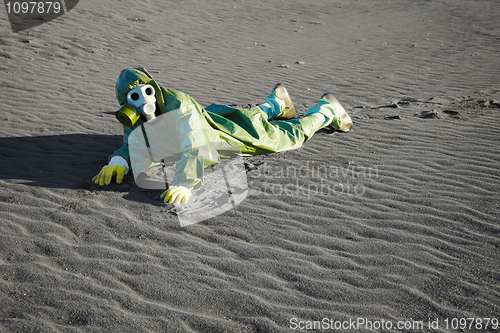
[{"x1": 92, "y1": 67, "x2": 353, "y2": 204}]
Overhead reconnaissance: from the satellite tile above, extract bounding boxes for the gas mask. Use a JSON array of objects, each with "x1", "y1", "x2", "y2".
[{"x1": 115, "y1": 84, "x2": 157, "y2": 127}]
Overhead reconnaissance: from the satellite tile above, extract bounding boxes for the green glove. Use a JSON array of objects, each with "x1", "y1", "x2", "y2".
[
  {"x1": 92, "y1": 165, "x2": 127, "y2": 185},
  {"x1": 161, "y1": 186, "x2": 192, "y2": 204}
]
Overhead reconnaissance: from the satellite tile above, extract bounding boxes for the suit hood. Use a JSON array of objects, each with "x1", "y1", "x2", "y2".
[{"x1": 116, "y1": 67, "x2": 159, "y2": 106}]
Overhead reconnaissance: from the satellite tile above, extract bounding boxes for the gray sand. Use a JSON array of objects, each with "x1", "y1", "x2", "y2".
[{"x1": 0, "y1": 0, "x2": 499, "y2": 332}]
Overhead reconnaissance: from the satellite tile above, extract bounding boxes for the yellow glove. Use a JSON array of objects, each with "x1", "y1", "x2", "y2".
[
  {"x1": 92, "y1": 165, "x2": 127, "y2": 185},
  {"x1": 160, "y1": 186, "x2": 192, "y2": 204}
]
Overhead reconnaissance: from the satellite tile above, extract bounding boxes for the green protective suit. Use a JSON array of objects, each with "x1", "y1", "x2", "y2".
[{"x1": 111, "y1": 67, "x2": 334, "y2": 190}]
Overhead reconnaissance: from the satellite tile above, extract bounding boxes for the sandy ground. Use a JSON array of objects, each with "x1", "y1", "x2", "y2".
[{"x1": 0, "y1": 0, "x2": 499, "y2": 332}]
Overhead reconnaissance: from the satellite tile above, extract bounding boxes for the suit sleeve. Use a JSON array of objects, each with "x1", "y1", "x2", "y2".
[
  {"x1": 108, "y1": 125, "x2": 133, "y2": 172},
  {"x1": 170, "y1": 95, "x2": 222, "y2": 190}
]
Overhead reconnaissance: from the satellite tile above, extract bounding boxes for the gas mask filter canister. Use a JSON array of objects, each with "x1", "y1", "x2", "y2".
[{"x1": 115, "y1": 84, "x2": 157, "y2": 127}]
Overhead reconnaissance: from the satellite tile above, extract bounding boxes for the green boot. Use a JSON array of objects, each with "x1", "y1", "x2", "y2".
[
  {"x1": 259, "y1": 84, "x2": 296, "y2": 120},
  {"x1": 306, "y1": 94, "x2": 352, "y2": 132}
]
